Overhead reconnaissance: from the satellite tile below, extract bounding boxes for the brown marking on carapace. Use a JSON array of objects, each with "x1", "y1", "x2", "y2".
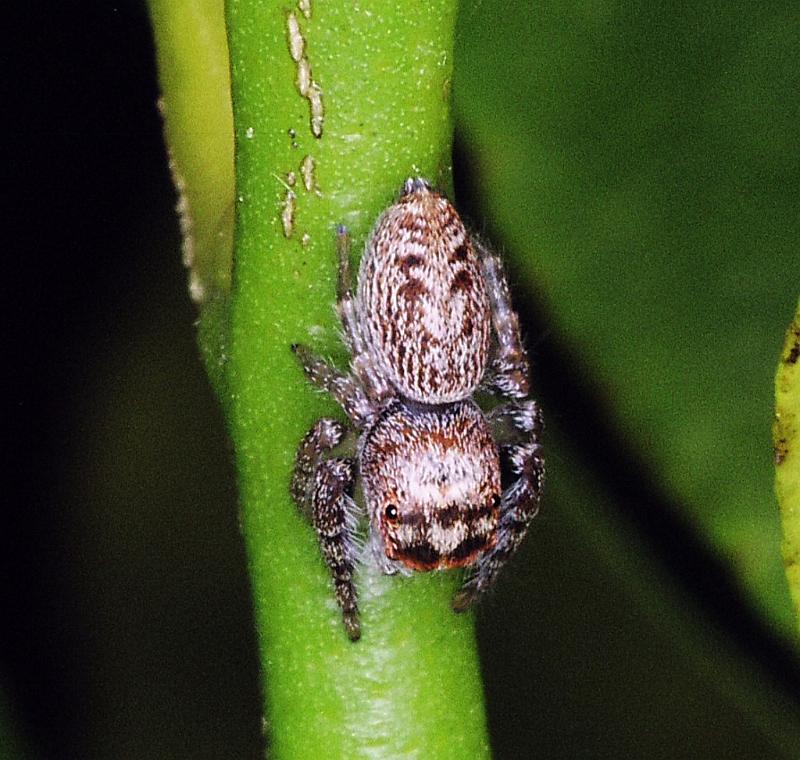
[
  {"x1": 462, "y1": 317, "x2": 474, "y2": 337},
  {"x1": 390, "y1": 542, "x2": 441, "y2": 571},
  {"x1": 435, "y1": 499, "x2": 498, "y2": 530},
  {"x1": 361, "y1": 434, "x2": 403, "y2": 467},
  {"x1": 434, "y1": 502, "x2": 465, "y2": 529},
  {"x1": 425, "y1": 426, "x2": 460, "y2": 451},
  {"x1": 446, "y1": 531, "x2": 496, "y2": 566},
  {"x1": 395, "y1": 509, "x2": 427, "y2": 529},
  {"x1": 433, "y1": 415, "x2": 484, "y2": 450},
  {"x1": 391, "y1": 529, "x2": 496, "y2": 573}
]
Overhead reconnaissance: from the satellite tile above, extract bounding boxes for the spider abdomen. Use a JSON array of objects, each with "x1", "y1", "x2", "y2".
[{"x1": 358, "y1": 179, "x2": 491, "y2": 404}]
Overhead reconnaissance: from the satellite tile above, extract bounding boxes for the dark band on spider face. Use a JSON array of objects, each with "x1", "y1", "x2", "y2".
[
  {"x1": 383, "y1": 498, "x2": 500, "y2": 571},
  {"x1": 389, "y1": 529, "x2": 497, "y2": 571}
]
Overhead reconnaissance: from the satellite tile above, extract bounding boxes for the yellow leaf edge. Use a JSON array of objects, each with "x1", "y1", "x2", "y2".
[{"x1": 774, "y1": 297, "x2": 800, "y2": 633}]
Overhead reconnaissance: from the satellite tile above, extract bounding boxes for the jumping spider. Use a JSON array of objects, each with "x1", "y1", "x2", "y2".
[{"x1": 291, "y1": 178, "x2": 544, "y2": 640}]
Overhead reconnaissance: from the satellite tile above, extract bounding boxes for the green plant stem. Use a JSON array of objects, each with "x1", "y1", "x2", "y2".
[
  {"x1": 151, "y1": 0, "x2": 491, "y2": 756},
  {"x1": 148, "y1": 0, "x2": 234, "y2": 397}
]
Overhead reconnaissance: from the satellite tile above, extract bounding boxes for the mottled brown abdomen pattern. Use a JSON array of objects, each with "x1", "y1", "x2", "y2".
[{"x1": 357, "y1": 184, "x2": 491, "y2": 404}]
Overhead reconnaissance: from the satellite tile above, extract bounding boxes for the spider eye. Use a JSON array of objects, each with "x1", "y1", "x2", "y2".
[
  {"x1": 490, "y1": 494, "x2": 501, "y2": 509},
  {"x1": 384, "y1": 504, "x2": 399, "y2": 522}
]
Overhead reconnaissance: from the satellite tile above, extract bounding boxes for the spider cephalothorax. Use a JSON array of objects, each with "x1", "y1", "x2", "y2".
[
  {"x1": 291, "y1": 178, "x2": 544, "y2": 640},
  {"x1": 361, "y1": 400, "x2": 501, "y2": 572}
]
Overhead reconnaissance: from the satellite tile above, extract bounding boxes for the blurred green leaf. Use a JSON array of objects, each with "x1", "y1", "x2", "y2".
[
  {"x1": 455, "y1": 0, "x2": 798, "y2": 638},
  {"x1": 0, "y1": 687, "x2": 29, "y2": 760},
  {"x1": 483, "y1": 425, "x2": 800, "y2": 758}
]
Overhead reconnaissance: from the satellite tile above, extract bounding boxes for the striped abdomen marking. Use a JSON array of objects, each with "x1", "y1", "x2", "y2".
[{"x1": 358, "y1": 181, "x2": 491, "y2": 404}]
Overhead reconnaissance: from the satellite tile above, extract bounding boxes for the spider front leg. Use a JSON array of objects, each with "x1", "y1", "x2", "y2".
[
  {"x1": 334, "y1": 225, "x2": 393, "y2": 406},
  {"x1": 474, "y1": 238, "x2": 530, "y2": 399},
  {"x1": 292, "y1": 419, "x2": 362, "y2": 641},
  {"x1": 292, "y1": 343, "x2": 374, "y2": 428},
  {"x1": 452, "y1": 400, "x2": 545, "y2": 612}
]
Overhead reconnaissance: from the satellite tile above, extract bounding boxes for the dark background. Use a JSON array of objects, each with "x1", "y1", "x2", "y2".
[
  {"x1": 4, "y1": 2, "x2": 800, "y2": 758},
  {"x1": 5, "y1": 3, "x2": 260, "y2": 756}
]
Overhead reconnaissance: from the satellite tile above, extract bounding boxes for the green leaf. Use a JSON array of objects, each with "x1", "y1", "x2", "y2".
[
  {"x1": 775, "y1": 300, "x2": 800, "y2": 630},
  {"x1": 454, "y1": 0, "x2": 798, "y2": 639}
]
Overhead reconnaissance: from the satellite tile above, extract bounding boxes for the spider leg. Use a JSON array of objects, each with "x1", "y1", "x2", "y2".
[
  {"x1": 334, "y1": 225, "x2": 394, "y2": 406},
  {"x1": 487, "y1": 398, "x2": 544, "y2": 446},
  {"x1": 292, "y1": 343, "x2": 375, "y2": 428},
  {"x1": 292, "y1": 419, "x2": 362, "y2": 641},
  {"x1": 452, "y1": 245, "x2": 543, "y2": 609},
  {"x1": 312, "y1": 457, "x2": 361, "y2": 641},
  {"x1": 453, "y1": 403, "x2": 544, "y2": 612},
  {"x1": 474, "y1": 237, "x2": 530, "y2": 399},
  {"x1": 291, "y1": 418, "x2": 346, "y2": 512}
]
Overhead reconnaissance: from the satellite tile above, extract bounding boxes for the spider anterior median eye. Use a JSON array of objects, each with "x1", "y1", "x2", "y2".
[
  {"x1": 385, "y1": 504, "x2": 399, "y2": 522},
  {"x1": 491, "y1": 494, "x2": 501, "y2": 509}
]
